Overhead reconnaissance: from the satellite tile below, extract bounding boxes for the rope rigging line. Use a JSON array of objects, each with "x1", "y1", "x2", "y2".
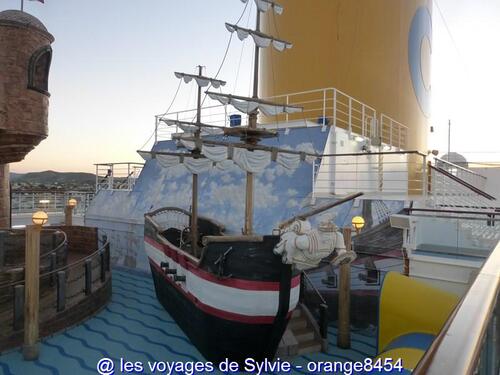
[
  {"x1": 138, "y1": 78, "x2": 183, "y2": 150},
  {"x1": 233, "y1": 0, "x2": 254, "y2": 94},
  {"x1": 193, "y1": 0, "x2": 251, "y2": 120}
]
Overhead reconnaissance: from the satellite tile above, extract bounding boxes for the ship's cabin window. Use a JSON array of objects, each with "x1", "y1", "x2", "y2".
[{"x1": 28, "y1": 45, "x2": 52, "y2": 96}]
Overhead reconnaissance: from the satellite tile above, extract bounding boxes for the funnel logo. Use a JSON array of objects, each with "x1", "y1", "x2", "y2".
[{"x1": 409, "y1": 6, "x2": 432, "y2": 118}]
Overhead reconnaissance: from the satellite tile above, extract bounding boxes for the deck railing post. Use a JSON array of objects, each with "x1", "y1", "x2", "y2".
[
  {"x1": 105, "y1": 241, "x2": 111, "y2": 272},
  {"x1": 362, "y1": 106, "x2": 366, "y2": 137},
  {"x1": 13, "y1": 284, "x2": 24, "y2": 330},
  {"x1": 85, "y1": 259, "x2": 92, "y2": 296},
  {"x1": 338, "y1": 227, "x2": 352, "y2": 349},
  {"x1": 319, "y1": 303, "x2": 328, "y2": 340},
  {"x1": 50, "y1": 252, "x2": 57, "y2": 287},
  {"x1": 322, "y1": 89, "x2": 326, "y2": 125},
  {"x1": 348, "y1": 97, "x2": 352, "y2": 134},
  {"x1": 100, "y1": 251, "x2": 106, "y2": 282},
  {"x1": 422, "y1": 156, "x2": 427, "y2": 197},
  {"x1": 333, "y1": 89, "x2": 337, "y2": 128},
  {"x1": 56, "y1": 271, "x2": 66, "y2": 312},
  {"x1": 388, "y1": 117, "x2": 393, "y2": 146}
]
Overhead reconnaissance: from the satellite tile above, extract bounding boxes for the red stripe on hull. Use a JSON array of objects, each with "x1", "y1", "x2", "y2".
[
  {"x1": 145, "y1": 236, "x2": 301, "y2": 291},
  {"x1": 150, "y1": 260, "x2": 290, "y2": 324}
]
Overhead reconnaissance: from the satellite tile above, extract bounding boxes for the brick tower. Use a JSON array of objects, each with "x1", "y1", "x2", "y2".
[{"x1": 0, "y1": 10, "x2": 54, "y2": 227}]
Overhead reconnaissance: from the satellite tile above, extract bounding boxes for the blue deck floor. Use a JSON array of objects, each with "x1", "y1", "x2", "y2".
[{"x1": 0, "y1": 270, "x2": 377, "y2": 374}]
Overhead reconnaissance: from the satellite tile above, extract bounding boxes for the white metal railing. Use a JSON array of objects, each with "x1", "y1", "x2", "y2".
[
  {"x1": 266, "y1": 87, "x2": 379, "y2": 139},
  {"x1": 312, "y1": 151, "x2": 427, "y2": 198},
  {"x1": 154, "y1": 87, "x2": 409, "y2": 149},
  {"x1": 154, "y1": 103, "x2": 241, "y2": 143},
  {"x1": 11, "y1": 190, "x2": 94, "y2": 215},
  {"x1": 429, "y1": 163, "x2": 496, "y2": 210},
  {"x1": 380, "y1": 114, "x2": 409, "y2": 149},
  {"x1": 434, "y1": 157, "x2": 487, "y2": 191},
  {"x1": 308, "y1": 151, "x2": 494, "y2": 203},
  {"x1": 95, "y1": 163, "x2": 144, "y2": 192}
]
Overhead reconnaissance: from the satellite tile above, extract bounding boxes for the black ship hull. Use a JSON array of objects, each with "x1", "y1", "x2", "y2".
[{"x1": 144, "y1": 211, "x2": 300, "y2": 364}]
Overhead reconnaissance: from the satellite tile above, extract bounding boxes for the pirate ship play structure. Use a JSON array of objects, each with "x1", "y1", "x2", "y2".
[{"x1": 139, "y1": 0, "x2": 355, "y2": 363}]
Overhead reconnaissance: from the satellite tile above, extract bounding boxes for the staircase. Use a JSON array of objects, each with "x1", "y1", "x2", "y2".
[
  {"x1": 276, "y1": 305, "x2": 324, "y2": 358},
  {"x1": 290, "y1": 307, "x2": 323, "y2": 354}
]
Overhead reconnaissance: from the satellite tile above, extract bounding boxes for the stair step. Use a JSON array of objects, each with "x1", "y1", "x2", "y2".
[
  {"x1": 288, "y1": 317, "x2": 308, "y2": 331},
  {"x1": 297, "y1": 339, "x2": 322, "y2": 355},
  {"x1": 276, "y1": 329, "x2": 299, "y2": 358},
  {"x1": 294, "y1": 327, "x2": 315, "y2": 342}
]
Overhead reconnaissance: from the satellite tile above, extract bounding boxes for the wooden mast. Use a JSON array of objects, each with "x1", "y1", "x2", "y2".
[
  {"x1": 191, "y1": 65, "x2": 203, "y2": 256},
  {"x1": 244, "y1": 8, "x2": 261, "y2": 235}
]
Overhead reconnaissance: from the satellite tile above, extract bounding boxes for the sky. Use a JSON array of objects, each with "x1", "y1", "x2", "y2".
[{"x1": 1, "y1": 0, "x2": 499, "y2": 173}]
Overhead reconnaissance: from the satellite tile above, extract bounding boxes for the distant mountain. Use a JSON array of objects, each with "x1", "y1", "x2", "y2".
[
  {"x1": 10, "y1": 171, "x2": 96, "y2": 186},
  {"x1": 9, "y1": 172, "x2": 22, "y2": 181}
]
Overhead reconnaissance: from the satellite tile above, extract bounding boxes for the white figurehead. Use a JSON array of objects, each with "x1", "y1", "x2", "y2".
[{"x1": 274, "y1": 213, "x2": 356, "y2": 270}]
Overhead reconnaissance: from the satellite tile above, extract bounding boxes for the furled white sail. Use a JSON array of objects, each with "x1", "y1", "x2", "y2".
[
  {"x1": 159, "y1": 119, "x2": 225, "y2": 136},
  {"x1": 240, "y1": 0, "x2": 283, "y2": 15},
  {"x1": 275, "y1": 152, "x2": 301, "y2": 171},
  {"x1": 174, "y1": 72, "x2": 226, "y2": 89},
  {"x1": 138, "y1": 141, "x2": 316, "y2": 174},
  {"x1": 177, "y1": 123, "x2": 225, "y2": 136},
  {"x1": 183, "y1": 157, "x2": 214, "y2": 174},
  {"x1": 180, "y1": 139, "x2": 197, "y2": 150},
  {"x1": 206, "y1": 92, "x2": 302, "y2": 116},
  {"x1": 202, "y1": 145, "x2": 229, "y2": 163},
  {"x1": 157, "y1": 154, "x2": 182, "y2": 169},
  {"x1": 225, "y1": 24, "x2": 292, "y2": 52},
  {"x1": 155, "y1": 153, "x2": 213, "y2": 174},
  {"x1": 232, "y1": 148, "x2": 271, "y2": 174}
]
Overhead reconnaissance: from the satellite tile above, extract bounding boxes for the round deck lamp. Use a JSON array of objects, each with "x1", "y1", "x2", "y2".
[
  {"x1": 67, "y1": 198, "x2": 77, "y2": 208},
  {"x1": 351, "y1": 216, "x2": 365, "y2": 233},
  {"x1": 32, "y1": 211, "x2": 48, "y2": 227}
]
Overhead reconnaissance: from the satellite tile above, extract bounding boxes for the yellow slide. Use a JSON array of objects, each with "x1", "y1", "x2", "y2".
[{"x1": 375, "y1": 272, "x2": 460, "y2": 372}]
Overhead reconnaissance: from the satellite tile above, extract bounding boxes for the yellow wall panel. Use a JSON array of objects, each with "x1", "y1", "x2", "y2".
[{"x1": 261, "y1": 0, "x2": 432, "y2": 152}]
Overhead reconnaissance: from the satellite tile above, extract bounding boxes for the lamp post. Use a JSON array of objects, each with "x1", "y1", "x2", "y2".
[
  {"x1": 23, "y1": 210, "x2": 48, "y2": 360},
  {"x1": 338, "y1": 215, "x2": 365, "y2": 349},
  {"x1": 65, "y1": 198, "x2": 77, "y2": 226}
]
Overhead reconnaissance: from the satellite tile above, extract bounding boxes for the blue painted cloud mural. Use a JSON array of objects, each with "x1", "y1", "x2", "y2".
[{"x1": 134, "y1": 126, "x2": 329, "y2": 234}]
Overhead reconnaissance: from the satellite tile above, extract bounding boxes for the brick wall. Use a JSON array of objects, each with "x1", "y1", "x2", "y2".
[
  {"x1": 0, "y1": 18, "x2": 53, "y2": 141},
  {"x1": 49, "y1": 226, "x2": 99, "y2": 255}
]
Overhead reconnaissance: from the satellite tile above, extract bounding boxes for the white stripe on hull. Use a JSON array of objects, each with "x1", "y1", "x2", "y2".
[{"x1": 145, "y1": 242, "x2": 300, "y2": 317}]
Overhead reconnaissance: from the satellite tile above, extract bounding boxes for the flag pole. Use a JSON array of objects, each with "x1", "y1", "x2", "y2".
[{"x1": 21, "y1": 0, "x2": 24, "y2": 12}]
